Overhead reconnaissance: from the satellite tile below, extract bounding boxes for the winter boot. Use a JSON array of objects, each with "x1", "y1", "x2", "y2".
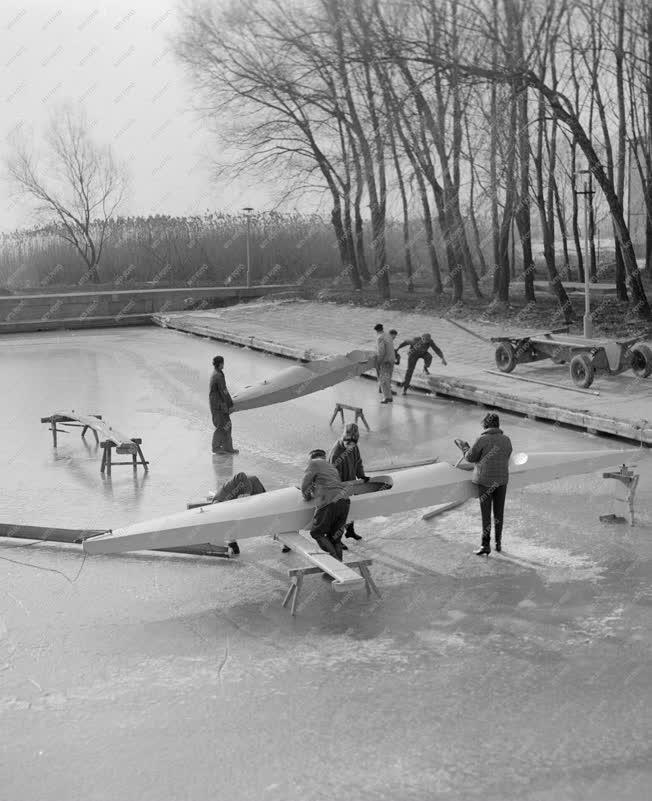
[
  {"x1": 345, "y1": 522, "x2": 362, "y2": 541},
  {"x1": 475, "y1": 532, "x2": 491, "y2": 556}
]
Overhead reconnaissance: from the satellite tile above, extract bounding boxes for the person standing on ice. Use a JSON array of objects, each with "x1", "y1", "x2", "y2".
[
  {"x1": 328, "y1": 422, "x2": 370, "y2": 544},
  {"x1": 460, "y1": 412, "x2": 512, "y2": 556},
  {"x1": 374, "y1": 323, "x2": 396, "y2": 403},
  {"x1": 378, "y1": 329, "x2": 399, "y2": 394},
  {"x1": 301, "y1": 448, "x2": 351, "y2": 561},
  {"x1": 395, "y1": 333, "x2": 447, "y2": 395},
  {"x1": 209, "y1": 355, "x2": 239, "y2": 454}
]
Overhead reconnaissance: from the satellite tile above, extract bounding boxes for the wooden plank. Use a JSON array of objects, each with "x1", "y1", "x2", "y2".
[
  {"x1": 368, "y1": 457, "x2": 439, "y2": 472},
  {"x1": 287, "y1": 559, "x2": 373, "y2": 577},
  {"x1": 422, "y1": 499, "x2": 466, "y2": 521},
  {"x1": 0, "y1": 523, "x2": 234, "y2": 558},
  {"x1": 483, "y1": 369, "x2": 601, "y2": 396},
  {"x1": 49, "y1": 409, "x2": 136, "y2": 448},
  {"x1": 444, "y1": 318, "x2": 492, "y2": 343},
  {"x1": 275, "y1": 531, "x2": 366, "y2": 592}
]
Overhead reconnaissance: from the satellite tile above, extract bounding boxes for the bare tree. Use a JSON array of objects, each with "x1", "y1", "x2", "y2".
[
  {"x1": 6, "y1": 106, "x2": 128, "y2": 284},
  {"x1": 415, "y1": 0, "x2": 650, "y2": 318}
]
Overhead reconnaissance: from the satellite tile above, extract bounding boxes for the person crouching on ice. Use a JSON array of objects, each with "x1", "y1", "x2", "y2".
[
  {"x1": 328, "y1": 423, "x2": 369, "y2": 545},
  {"x1": 301, "y1": 448, "x2": 351, "y2": 561},
  {"x1": 211, "y1": 472, "x2": 266, "y2": 555}
]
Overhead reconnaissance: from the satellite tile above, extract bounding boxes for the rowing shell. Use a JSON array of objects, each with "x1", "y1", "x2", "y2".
[
  {"x1": 231, "y1": 349, "x2": 376, "y2": 412},
  {"x1": 83, "y1": 448, "x2": 639, "y2": 556}
]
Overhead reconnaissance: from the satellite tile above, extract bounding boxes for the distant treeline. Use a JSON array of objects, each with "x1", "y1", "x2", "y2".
[{"x1": 1, "y1": 210, "x2": 506, "y2": 292}]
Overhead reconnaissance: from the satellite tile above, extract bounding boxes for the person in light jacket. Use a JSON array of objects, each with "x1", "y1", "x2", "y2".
[
  {"x1": 329, "y1": 422, "x2": 369, "y2": 543},
  {"x1": 374, "y1": 323, "x2": 396, "y2": 403},
  {"x1": 462, "y1": 412, "x2": 513, "y2": 556}
]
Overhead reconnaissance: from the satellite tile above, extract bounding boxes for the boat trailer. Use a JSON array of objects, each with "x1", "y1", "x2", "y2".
[{"x1": 491, "y1": 330, "x2": 652, "y2": 388}]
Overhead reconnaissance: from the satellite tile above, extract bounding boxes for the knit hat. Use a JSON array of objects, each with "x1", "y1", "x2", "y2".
[
  {"x1": 309, "y1": 448, "x2": 326, "y2": 459},
  {"x1": 373, "y1": 323, "x2": 384, "y2": 332},
  {"x1": 483, "y1": 412, "x2": 500, "y2": 428},
  {"x1": 343, "y1": 423, "x2": 359, "y2": 442}
]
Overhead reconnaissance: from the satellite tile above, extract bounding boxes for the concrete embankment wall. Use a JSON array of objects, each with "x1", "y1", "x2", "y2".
[{"x1": 0, "y1": 285, "x2": 300, "y2": 333}]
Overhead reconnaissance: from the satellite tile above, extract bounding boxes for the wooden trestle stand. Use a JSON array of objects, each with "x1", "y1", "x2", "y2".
[
  {"x1": 601, "y1": 464, "x2": 639, "y2": 526},
  {"x1": 41, "y1": 411, "x2": 149, "y2": 476},
  {"x1": 329, "y1": 402, "x2": 371, "y2": 431}
]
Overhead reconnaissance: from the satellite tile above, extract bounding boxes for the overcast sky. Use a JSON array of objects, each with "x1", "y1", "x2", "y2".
[{"x1": 1, "y1": 0, "x2": 279, "y2": 232}]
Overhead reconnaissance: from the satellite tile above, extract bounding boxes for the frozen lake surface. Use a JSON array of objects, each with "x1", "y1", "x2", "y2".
[{"x1": 1, "y1": 327, "x2": 651, "y2": 801}]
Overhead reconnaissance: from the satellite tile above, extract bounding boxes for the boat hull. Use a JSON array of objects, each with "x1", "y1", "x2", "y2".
[
  {"x1": 83, "y1": 449, "x2": 640, "y2": 555},
  {"x1": 231, "y1": 350, "x2": 376, "y2": 412}
]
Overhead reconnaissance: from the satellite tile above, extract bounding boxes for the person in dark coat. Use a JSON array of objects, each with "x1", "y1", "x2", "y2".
[
  {"x1": 209, "y1": 355, "x2": 238, "y2": 454},
  {"x1": 461, "y1": 412, "x2": 513, "y2": 556},
  {"x1": 301, "y1": 448, "x2": 350, "y2": 560},
  {"x1": 328, "y1": 422, "x2": 370, "y2": 543},
  {"x1": 211, "y1": 472, "x2": 266, "y2": 555},
  {"x1": 395, "y1": 333, "x2": 447, "y2": 394}
]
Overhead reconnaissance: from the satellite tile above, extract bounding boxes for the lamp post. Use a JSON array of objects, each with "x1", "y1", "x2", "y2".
[
  {"x1": 575, "y1": 170, "x2": 595, "y2": 338},
  {"x1": 243, "y1": 207, "x2": 253, "y2": 288}
]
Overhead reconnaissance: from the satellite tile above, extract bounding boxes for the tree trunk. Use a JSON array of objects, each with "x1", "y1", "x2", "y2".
[
  {"x1": 466, "y1": 120, "x2": 489, "y2": 277},
  {"x1": 516, "y1": 72, "x2": 535, "y2": 301},
  {"x1": 552, "y1": 176, "x2": 572, "y2": 280},
  {"x1": 417, "y1": 178, "x2": 443, "y2": 295},
  {"x1": 389, "y1": 125, "x2": 414, "y2": 291},
  {"x1": 614, "y1": 0, "x2": 629, "y2": 300},
  {"x1": 331, "y1": 201, "x2": 361, "y2": 290},
  {"x1": 534, "y1": 96, "x2": 573, "y2": 321},
  {"x1": 353, "y1": 187, "x2": 369, "y2": 282}
]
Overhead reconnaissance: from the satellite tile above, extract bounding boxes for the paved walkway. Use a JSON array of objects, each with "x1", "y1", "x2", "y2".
[{"x1": 154, "y1": 299, "x2": 652, "y2": 444}]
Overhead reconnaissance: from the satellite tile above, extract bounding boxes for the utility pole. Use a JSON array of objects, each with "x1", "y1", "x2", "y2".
[
  {"x1": 243, "y1": 207, "x2": 253, "y2": 287},
  {"x1": 576, "y1": 171, "x2": 595, "y2": 338}
]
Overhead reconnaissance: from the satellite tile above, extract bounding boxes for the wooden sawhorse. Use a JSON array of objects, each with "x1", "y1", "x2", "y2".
[
  {"x1": 282, "y1": 558, "x2": 381, "y2": 616},
  {"x1": 100, "y1": 438, "x2": 149, "y2": 477},
  {"x1": 41, "y1": 411, "x2": 149, "y2": 476},
  {"x1": 602, "y1": 464, "x2": 640, "y2": 525},
  {"x1": 329, "y1": 403, "x2": 370, "y2": 431},
  {"x1": 41, "y1": 413, "x2": 103, "y2": 447}
]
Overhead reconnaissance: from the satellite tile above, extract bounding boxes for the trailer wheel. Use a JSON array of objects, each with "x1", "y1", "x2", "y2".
[
  {"x1": 495, "y1": 342, "x2": 517, "y2": 373},
  {"x1": 570, "y1": 353, "x2": 595, "y2": 388},
  {"x1": 630, "y1": 343, "x2": 652, "y2": 378}
]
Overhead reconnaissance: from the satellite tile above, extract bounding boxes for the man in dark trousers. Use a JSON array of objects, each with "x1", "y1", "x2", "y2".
[
  {"x1": 301, "y1": 448, "x2": 351, "y2": 561},
  {"x1": 209, "y1": 355, "x2": 239, "y2": 454},
  {"x1": 328, "y1": 422, "x2": 370, "y2": 544},
  {"x1": 211, "y1": 471, "x2": 266, "y2": 555},
  {"x1": 461, "y1": 412, "x2": 513, "y2": 556},
  {"x1": 395, "y1": 333, "x2": 447, "y2": 395}
]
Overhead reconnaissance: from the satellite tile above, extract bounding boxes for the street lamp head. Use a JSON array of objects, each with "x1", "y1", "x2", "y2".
[{"x1": 243, "y1": 207, "x2": 253, "y2": 214}]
